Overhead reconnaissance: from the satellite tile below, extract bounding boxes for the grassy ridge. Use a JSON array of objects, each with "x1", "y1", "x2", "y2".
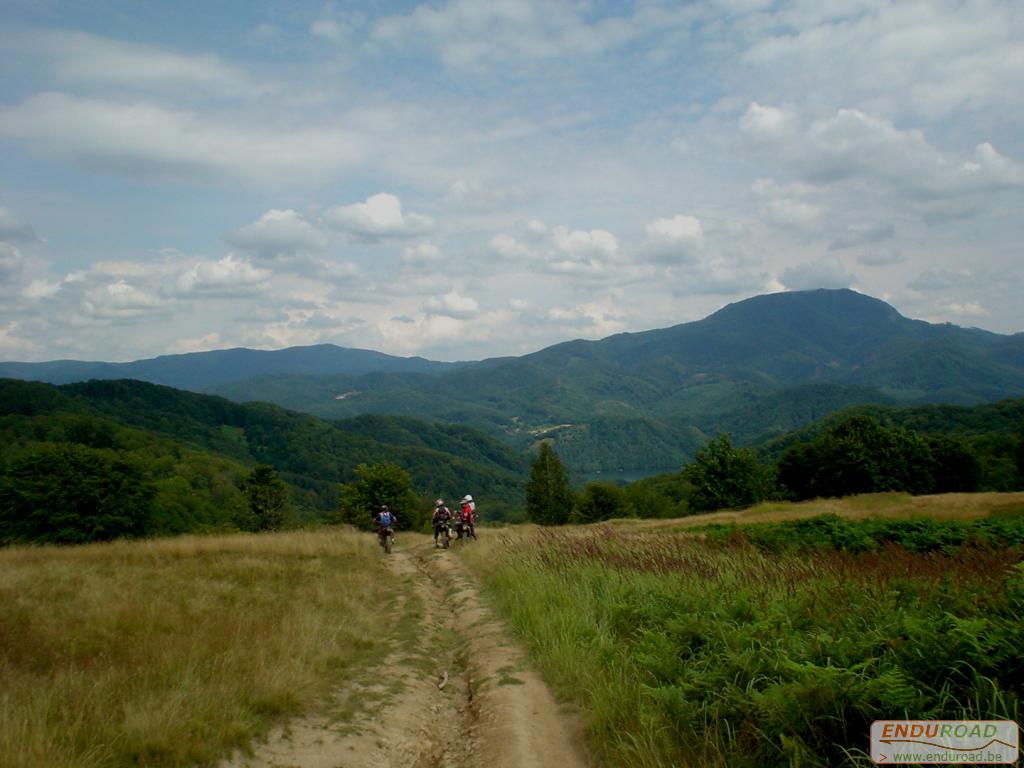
[
  {"x1": 461, "y1": 496, "x2": 1024, "y2": 767},
  {"x1": 0, "y1": 529, "x2": 393, "y2": 767}
]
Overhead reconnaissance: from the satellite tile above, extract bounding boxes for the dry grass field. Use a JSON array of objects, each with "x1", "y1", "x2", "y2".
[
  {"x1": 618, "y1": 490, "x2": 1024, "y2": 531},
  {"x1": 0, "y1": 529, "x2": 393, "y2": 768}
]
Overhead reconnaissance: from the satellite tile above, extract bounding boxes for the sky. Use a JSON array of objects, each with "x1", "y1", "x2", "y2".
[{"x1": 1, "y1": 0, "x2": 1022, "y2": 363}]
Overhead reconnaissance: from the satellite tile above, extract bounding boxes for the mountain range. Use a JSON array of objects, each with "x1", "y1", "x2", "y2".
[{"x1": 5, "y1": 289, "x2": 1024, "y2": 474}]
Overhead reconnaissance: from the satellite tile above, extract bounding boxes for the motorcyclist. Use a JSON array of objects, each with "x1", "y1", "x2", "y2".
[
  {"x1": 432, "y1": 499, "x2": 452, "y2": 546},
  {"x1": 459, "y1": 496, "x2": 476, "y2": 539},
  {"x1": 373, "y1": 504, "x2": 397, "y2": 539}
]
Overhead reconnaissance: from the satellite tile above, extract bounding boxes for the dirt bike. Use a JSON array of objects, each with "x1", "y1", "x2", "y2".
[
  {"x1": 434, "y1": 519, "x2": 451, "y2": 549},
  {"x1": 377, "y1": 524, "x2": 395, "y2": 554},
  {"x1": 454, "y1": 517, "x2": 476, "y2": 541}
]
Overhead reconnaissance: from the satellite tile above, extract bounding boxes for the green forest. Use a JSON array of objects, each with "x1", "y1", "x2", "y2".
[
  {"x1": 2, "y1": 374, "x2": 1023, "y2": 545},
  {"x1": 525, "y1": 402, "x2": 1024, "y2": 525},
  {"x1": 0, "y1": 378, "x2": 526, "y2": 544}
]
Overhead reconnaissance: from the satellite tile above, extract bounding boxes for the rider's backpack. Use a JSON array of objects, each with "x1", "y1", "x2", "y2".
[{"x1": 379, "y1": 511, "x2": 394, "y2": 527}]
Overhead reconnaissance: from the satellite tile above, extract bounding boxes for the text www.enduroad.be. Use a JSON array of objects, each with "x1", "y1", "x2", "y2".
[{"x1": 892, "y1": 750, "x2": 1011, "y2": 763}]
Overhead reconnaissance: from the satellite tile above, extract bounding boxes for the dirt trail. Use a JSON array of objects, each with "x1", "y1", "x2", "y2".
[{"x1": 222, "y1": 539, "x2": 592, "y2": 768}]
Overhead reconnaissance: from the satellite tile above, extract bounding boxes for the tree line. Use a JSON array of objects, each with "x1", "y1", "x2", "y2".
[
  {"x1": 4, "y1": 375, "x2": 1023, "y2": 542},
  {"x1": 523, "y1": 413, "x2": 1024, "y2": 525}
]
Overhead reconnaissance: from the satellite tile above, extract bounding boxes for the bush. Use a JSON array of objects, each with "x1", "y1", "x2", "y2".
[{"x1": 572, "y1": 482, "x2": 626, "y2": 523}]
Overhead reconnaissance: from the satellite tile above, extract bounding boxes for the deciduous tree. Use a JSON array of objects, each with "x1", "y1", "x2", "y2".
[
  {"x1": 685, "y1": 434, "x2": 772, "y2": 512},
  {"x1": 337, "y1": 463, "x2": 420, "y2": 531},
  {"x1": 0, "y1": 443, "x2": 155, "y2": 544}
]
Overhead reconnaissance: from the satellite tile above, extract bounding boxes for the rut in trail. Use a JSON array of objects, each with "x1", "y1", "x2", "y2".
[{"x1": 221, "y1": 539, "x2": 592, "y2": 768}]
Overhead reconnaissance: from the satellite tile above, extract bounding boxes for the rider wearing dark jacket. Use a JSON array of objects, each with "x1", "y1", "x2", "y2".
[{"x1": 432, "y1": 499, "x2": 452, "y2": 544}]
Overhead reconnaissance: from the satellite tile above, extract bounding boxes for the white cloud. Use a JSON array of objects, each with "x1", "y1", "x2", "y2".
[
  {"x1": 423, "y1": 291, "x2": 480, "y2": 319},
  {"x1": 0, "y1": 321, "x2": 40, "y2": 359},
  {"x1": 801, "y1": 110, "x2": 1023, "y2": 198},
  {"x1": 751, "y1": 179, "x2": 827, "y2": 231},
  {"x1": 23, "y1": 29, "x2": 266, "y2": 98},
  {"x1": 369, "y1": 0, "x2": 663, "y2": 70},
  {"x1": 402, "y1": 242, "x2": 445, "y2": 265},
  {"x1": 539, "y1": 299, "x2": 628, "y2": 338},
  {"x1": 647, "y1": 214, "x2": 703, "y2": 242},
  {"x1": 443, "y1": 178, "x2": 527, "y2": 211},
  {"x1": 909, "y1": 267, "x2": 973, "y2": 291},
  {"x1": 175, "y1": 253, "x2": 271, "y2": 295},
  {"x1": 944, "y1": 301, "x2": 988, "y2": 318},
  {"x1": 830, "y1": 222, "x2": 896, "y2": 250},
  {"x1": 490, "y1": 233, "x2": 537, "y2": 261},
  {"x1": 323, "y1": 193, "x2": 434, "y2": 240},
  {"x1": 84, "y1": 279, "x2": 170, "y2": 319},
  {"x1": 551, "y1": 225, "x2": 619, "y2": 261},
  {"x1": 0, "y1": 93, "x2": 367, "y2": 184},
  {"x1": 642, "y1": 214, "x2": 704, "y2": 263},
  {"x1": 745, "y1": 0, "x2": 1024, "y2": 121},
  {"x1": 740, "y1": 101, "x2": 795, "y2": 141},
  {"x1": 0, "y1": 207, "x2": 41, "y2": 242},
  {"x1": 741, "y1": 106, "x2": 1024, "y2": 230},
  {"x1": 0, "y1": 243, "x2": 28, "y2": 296},
  {"x1": 780, "y1": 256, "x2": 857, "y2": 291},
  {"x1": 310, "y1": 20, "x2": 350, "y2": 45},
  {"x1": 669, "y1": 252, "x2": 770, "y2": 296},
  {"x1": 22, "y1": 279, "x2": 61, "y2": 300},
  {"x1": 226, "y1": 209, "x2": 330, "y2": 258}
]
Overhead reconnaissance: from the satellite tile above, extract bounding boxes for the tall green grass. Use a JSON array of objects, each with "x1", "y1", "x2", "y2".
[
  {"x1": 463, "y1": 524, "x2": 1023, "y2": 767},
  {"x1": 0, "y1": 530, "x2": 393, "y2": 768},
  {"x1": 699, "y1": 509, "x2": 1024, "y2": 553}
]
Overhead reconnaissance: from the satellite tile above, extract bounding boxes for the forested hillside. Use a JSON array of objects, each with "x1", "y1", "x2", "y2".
[
  {"x1": 5, "y1": 290, "x2": 1024, "y2": 477},
  {"x1": 0, "y1": 378, "x2": 528, "y2": 543},
  {"x1": 207, "y1": 290, "x2": 1024, "y2": 473}
]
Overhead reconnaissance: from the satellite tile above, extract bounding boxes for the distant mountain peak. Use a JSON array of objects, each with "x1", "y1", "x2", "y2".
[{"x1": 709, "y1": 288, "x2": 903, "y2": 324}]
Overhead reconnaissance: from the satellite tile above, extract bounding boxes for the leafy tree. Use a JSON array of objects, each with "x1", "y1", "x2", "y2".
[
  {"x1": 0, "y1": 442, "x2": 155, "y2": 544},
  {"x1": 242, "y1": 464, "x2": 289, "y2": 531},
  {"x1": 925, "y1": 434, "x2": 980, "y2": 493},
  {"x1": 777, "y1": 415, "x2": 934, "y2": 500},
  {"x1": 337, "y1": 462, "x2": 420, "y2": 531},
  {"x1": 621, "y1": 472, "x2": 690, "y2": 518},
  {"x1": 685, "y1": 434, "x2": 773, "y2": 513},
  {"x1": 526, "y1": 442, "x2": 574, "y2": 525},
  {"x1": 572, "y1": 482, "x2": 626, "y2": 524}
]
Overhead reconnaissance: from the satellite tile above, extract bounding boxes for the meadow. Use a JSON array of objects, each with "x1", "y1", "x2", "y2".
[
  {"x1": 460, "y1": 493, "x2": 1024, "y2": 767},
  {"x1": 3, "y1": 493, "x2": 1022, "y2": 768},
  {"x1": 0, "y1": 529, "x2": 393, "y2": 767}
]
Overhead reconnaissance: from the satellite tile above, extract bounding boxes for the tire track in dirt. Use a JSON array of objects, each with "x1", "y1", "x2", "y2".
[
  {"x1": 419, "y1": 542, "x2": 592, "y2": 768},
  {"x1": 221, "y1": 538, "x2": 591, "y2": 768}
]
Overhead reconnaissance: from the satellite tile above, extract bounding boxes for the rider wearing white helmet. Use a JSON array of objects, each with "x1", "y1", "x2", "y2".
[
  {"x1": 432, "y1": 498, "x2": 452, "y2": 545},
  {"x1": 459, "y1": 494, "x2": 477, "y2": 538}
]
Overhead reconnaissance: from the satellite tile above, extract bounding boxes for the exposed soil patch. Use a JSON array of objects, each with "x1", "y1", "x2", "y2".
[{"x1": 221, "y1": 538, "x2": 592, "y2": 768}]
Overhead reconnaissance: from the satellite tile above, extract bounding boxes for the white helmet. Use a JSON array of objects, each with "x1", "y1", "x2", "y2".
[
  {"x1": 462, "y1": 494, "x2": 473, "y2": 502},
  {"x1": 435, "y1": 499, "x2": 445, "y2": 506}
]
